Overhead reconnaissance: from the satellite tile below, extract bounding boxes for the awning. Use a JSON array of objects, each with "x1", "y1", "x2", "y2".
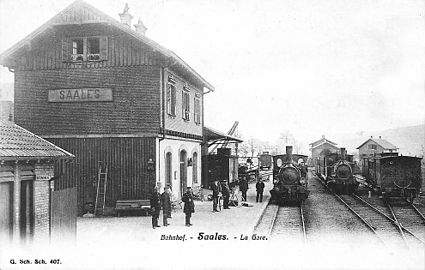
[{"x1": 203, "y1": 126, "x2": 243, "y2": 147}]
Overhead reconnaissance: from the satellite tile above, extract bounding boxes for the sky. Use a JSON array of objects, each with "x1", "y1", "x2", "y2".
[{"x1": 0, "y1": 0, "x2": 424, "y2": 151}]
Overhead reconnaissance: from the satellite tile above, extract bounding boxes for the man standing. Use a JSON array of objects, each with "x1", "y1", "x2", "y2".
[
  {"x1": 256, "y1": 179, "x2": 265, "y2": 203},
  {"x1": 240, "y1": 176, "x2": 248, "y2": 202},
  {"x1": 221, "y1": 180, "x2": 230, "y2": 209},
  {"x1": 211, "y1": 179, "x2": 222, "y2": 212},
  {"x1": 161, "y1": 186, "x2": 172, "y2": 226},
  {"x1": 182, "y1": 187, "x2": 195, "y2": 226},
  {"x1": 150, "y1": 187, "x2": 161, "y2": 229}
]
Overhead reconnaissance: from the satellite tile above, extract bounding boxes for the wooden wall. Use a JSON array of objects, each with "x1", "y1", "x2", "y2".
[{"x1": 49, "y1": 137, "x2": 157, "y2": 214}]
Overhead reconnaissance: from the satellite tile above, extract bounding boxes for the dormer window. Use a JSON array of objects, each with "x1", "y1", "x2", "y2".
[{"x1": 63, "y1": 36, "x2": 107, "y2": 62}]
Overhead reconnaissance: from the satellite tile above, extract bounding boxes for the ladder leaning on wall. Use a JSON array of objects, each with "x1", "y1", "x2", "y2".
[{"x1": 94, "y1": 162, "x2": 108, "y2": 216}]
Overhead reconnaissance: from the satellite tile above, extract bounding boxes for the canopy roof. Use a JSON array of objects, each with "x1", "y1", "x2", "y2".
[
  {"x1": 203, "y1": 126, "x2": 243, "y2": 145},
  {"x1": 0, "y1": 120, "x2": 74, "y2": 161}
]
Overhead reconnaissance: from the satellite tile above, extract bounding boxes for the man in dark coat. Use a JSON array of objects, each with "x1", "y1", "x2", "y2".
[
  {"x1": 221, "y1": 180, "x2": 230, "y2": 209},
  {"x1": 182, "y1": 187, "x2": 195, "y2": 226},
  {"x1": 161, "y1": 186, "x2": 172, "y2": 226},
  {"x1": 239, "y1": 177, "x2": 249, "y2": 202},
  {"x1": 256, "y1": 179, "x2": 265, "y2": 202},
  {"x1": 150, "y1": 187, "x2": 161, "y2": 229},
  {"x1": 211, "y1": 180, "x2": 222, "y2": 212}
]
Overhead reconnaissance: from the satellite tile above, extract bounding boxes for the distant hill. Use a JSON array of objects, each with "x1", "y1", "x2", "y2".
[{"x1": 333, "y1": 124, "x2": 425, "y2": 158}]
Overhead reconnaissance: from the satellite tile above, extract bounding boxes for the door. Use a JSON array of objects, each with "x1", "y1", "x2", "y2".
[
  {"x1": 165, "y1": 152, "x2": 172, "y2": 189},
  {"x1": 20, "y1": 180, "x2": 34, "y2": 243},
  {"x1": 0, "y1": 182, "x2": 13, "y2": 243},
  {"x1": 180, "y1": 150, "x2": 187, "y2": 198},
  {"x1": 51, "y1": 188, "x2": 77, "y2": 242}
]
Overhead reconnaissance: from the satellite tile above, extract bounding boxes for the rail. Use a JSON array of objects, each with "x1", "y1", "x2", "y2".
[
  {"x1": 384, "y1": 199, "x2": 409, "y2": 249},
  {"x1": 300, "y1": 202, "x2": 307, "y2": 244}
]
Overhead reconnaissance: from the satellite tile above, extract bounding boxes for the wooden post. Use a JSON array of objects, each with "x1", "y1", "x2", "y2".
[{"x1": 13, "y1": 162, "x2": 20, "y2": 243}]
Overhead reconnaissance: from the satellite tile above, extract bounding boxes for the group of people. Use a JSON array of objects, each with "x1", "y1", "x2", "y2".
[
  {"x1": 149, "y1": 177, "x2": 266, "y2": 229},
  {"x1": 150, "y1": 185, "x2": 195, "y2": 229}
]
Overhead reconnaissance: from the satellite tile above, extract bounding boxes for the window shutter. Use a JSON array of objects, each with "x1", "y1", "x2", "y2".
[
  {"x1": 100, "y1": 36, "x2": 108, "y2": 60},
  {"x1": 61, "y1": 38, "x2": 69, "y2": 62},
  {"x1": 171, "y1": 87, "x2": 176, "y2": 116}
]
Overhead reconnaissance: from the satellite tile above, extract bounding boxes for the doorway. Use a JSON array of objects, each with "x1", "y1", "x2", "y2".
[{"x1": 179, "y1": 150, "x2": 187, "y2": 198}]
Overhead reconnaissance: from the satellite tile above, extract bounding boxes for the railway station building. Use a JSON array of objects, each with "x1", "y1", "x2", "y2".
[
  {"x1": 0, "y1": 0, "x2": 214, "y2": 214},
  {"x1": 309, "y1": 135, "x2": 339, "y2": 166},
  {"x1": 356, "y1": 136, "x2": 398, "y2": 159},
  {"x1": 0, "y1": 120, "x2": 74, "y2": 243}
]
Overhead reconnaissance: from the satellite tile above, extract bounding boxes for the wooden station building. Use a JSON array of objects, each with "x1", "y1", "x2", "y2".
[
  {"x1": 0, "y1": 120, "x2": 74, "y2": 243},
  {"x1": 0, "y1": 0, "x2": 214, "y2": 214},
  {"x1": 309, "y1": 135, "x2": 339, "y2": 166}
]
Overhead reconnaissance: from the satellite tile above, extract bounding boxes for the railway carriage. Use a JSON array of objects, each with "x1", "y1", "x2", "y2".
[
  {"x1": 270, "y1": 146, "x2": 308, "y2": 204},
  {"x1": 362, "y1": 153, "x2": 422, "y2": 202}
]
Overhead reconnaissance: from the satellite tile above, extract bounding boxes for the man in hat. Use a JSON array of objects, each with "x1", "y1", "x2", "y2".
[
  {"x1": 211, "y1": 179, "x2": 222, "y2": 212},
  {"x1": 221, "y1": 180, "x2": 230, "y2": 209},
  {"x1": 182, "y1": 187, "x2": 195, "y2": 226},
  {"x1": 150, "y1": 186, "x2": 161, "y2": 229},
  {"x1": 256, "y1": 179, "x2": 265, "y2": 203},
  {"x1": 161, "y1": 185, "x2": 172, "y2": 226}
]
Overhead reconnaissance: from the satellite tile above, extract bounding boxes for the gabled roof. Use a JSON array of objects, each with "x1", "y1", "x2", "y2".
[
  {"x1": 311, "y1": 141, "x2": 340, "y2": 150},
  {"x1": 356, "y1": 138, "x2": 398, "y2": 150},
  {"x1": 310, "y1": 136, "x2": 338, "y2": 148},
  {"x1": 0, "y1": 0, "x2": 214, "y2": 92},
  {"x1": 0, "y1": 120, "x2": 74, "y2": 160}
]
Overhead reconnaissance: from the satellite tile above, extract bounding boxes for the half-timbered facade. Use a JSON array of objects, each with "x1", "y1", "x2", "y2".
[{"x1": 0, "y1": 0, "x2": 214, "y2": 213}]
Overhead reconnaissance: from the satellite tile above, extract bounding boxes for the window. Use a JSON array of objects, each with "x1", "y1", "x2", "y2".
[
  {"x1": 368, "y1": 144, "x2": 377, "y2": 150},
  {"x1": 192, "y1": 152, "x2": 198, "y2": 184},
  {"x1": 63, "y1": 36, "x2": 107, "y2": 62},
  {"x1": 87, "y1": 38, "x2": 100, "y2": 61},
  {"x1": 166, "y1": 83, "x2": 176, "y2": 116},
  {"x1": 182, "y1": 90, "x2": 190, "y2": 121},
  {"x1": 194, "y1": 96, "x2": 201, "y2": 125},
  {"x1": 71, "y1": 39, "x2": 84, "y2": 61}
]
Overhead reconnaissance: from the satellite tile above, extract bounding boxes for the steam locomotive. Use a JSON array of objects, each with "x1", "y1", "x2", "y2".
[
  {"x1": 361, "y1": 153, "x2": 422, "y2": 202},
  {"x1": 316, "y1": 148, "x2": 358, "y2": 194},
  {"x1": 270, "y1": 146, "x2": 309, "y2": 204}
]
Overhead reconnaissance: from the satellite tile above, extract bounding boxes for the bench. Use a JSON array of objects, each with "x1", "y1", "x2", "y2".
[{"x1": 115, "y1": 199, "x2": 151, "y2": 217}]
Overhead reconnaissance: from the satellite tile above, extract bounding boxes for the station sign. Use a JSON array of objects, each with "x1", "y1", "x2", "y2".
[{"x1": 48, "y1": 88, "x2": 113, "y2": 102}]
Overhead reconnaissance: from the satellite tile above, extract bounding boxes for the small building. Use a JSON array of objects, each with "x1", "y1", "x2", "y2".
[
  {"x1": 356, "y1": 136, "x2": 398, "y2": 158},
  {"x1": 0, "y1": 120, "x2": 74, "y2": 243},
  {"x1": 0, "y1": 1, "x2": 214, "y2": 213},
  {"x1": 309, "y1": 135, "x2": 339, "y2": 166}
]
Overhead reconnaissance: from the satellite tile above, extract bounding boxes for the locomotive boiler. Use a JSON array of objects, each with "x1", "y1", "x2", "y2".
[
  {"x1": 362, "y1": 153, "x2": 422, "y2": 202},
  {"x1": 270, "y1": 146, "x2": 308, "y2": 204},
  {"x1": 325, "y1": 148, "x2": 358, "y2": 194}
]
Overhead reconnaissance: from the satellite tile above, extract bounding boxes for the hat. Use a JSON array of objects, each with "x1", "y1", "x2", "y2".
[{"x1": 187, "y1": 186, "x2": 191, "y2": 189}]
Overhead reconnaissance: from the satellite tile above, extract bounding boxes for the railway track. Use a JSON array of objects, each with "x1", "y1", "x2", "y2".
[
  {"x1": 253, "y1": 202, "x2": 306, "y2": 243},
  {"x1": 315, "y1": 176, "x2": 424, "y2": 249}
]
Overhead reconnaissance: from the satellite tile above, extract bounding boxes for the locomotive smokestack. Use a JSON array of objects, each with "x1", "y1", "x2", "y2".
[
  {"x1": 286, "y1": 146, "x2": 293, "y2": 162},
  {"x1": 340, "y1": 148, "x2": 346, "y2": 160}
]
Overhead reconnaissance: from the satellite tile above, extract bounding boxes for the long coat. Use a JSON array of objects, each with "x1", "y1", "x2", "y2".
[
  {"x1": 221, "y1": 182, "x2": 230, "y2": 197},
  {"x1": 150, "y1": 191, "x2": 161, "y2": 216},
  {"x1": 211, "y1": 182, "x2": 222, "y2": 198},
  {"x1": 182, "y1": 192, "x2": 195, "y2": 214},
  {"x1": 240, "y1": 179, "x2": 249, "y2": 192},
  {"x1": 161, "y1": 192, "x2": 172, "y2": 217},
  {"x1": 256, "y1": 182, "x2": 265, "y2": 192}
]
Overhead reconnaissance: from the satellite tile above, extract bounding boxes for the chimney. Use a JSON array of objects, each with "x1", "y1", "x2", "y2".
[
  {"x1": 340, "y1": 148, "x2": 346, "y2": 160},
  {"x1": 370, "y1": 136, "x2": 373, "y2": 138},
  {"x1": 119, "y1": 3, "x2": 133, "y2": 27},
  {"x1": 322, "y1": 135, "x2": 325, "y2": 139},
  {"x1": 134, "y1": 17, "x2": 148, "y2": 36},
  {"x1": 286, "y1": 146, "x2": 293, "y2": 163},
  {"x1": 379, "y1": 136, "x2": 381, "y2": 139}
]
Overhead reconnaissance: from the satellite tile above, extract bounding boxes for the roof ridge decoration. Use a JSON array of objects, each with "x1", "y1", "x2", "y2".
[{"x1": 0, "y1": 0, "x2": 214, "y2": 92}]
